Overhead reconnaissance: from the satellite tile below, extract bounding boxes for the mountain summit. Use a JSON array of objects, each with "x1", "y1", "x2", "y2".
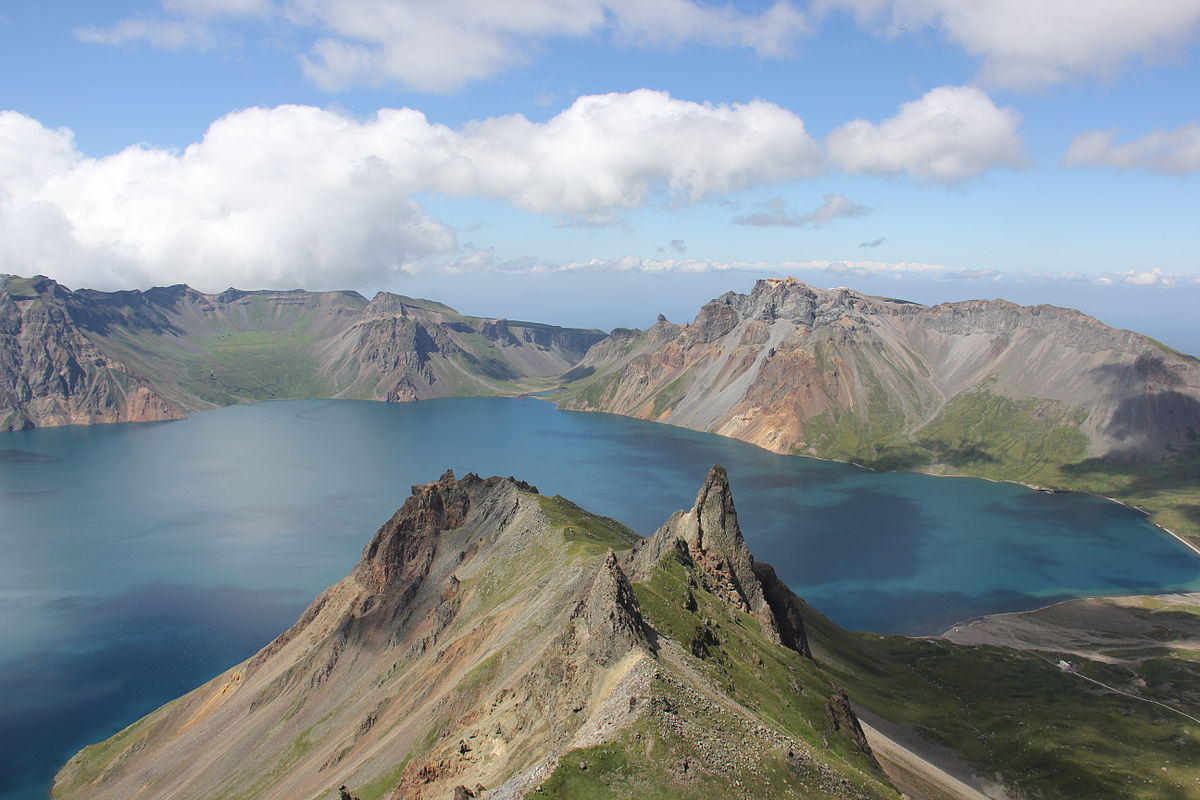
[{"x1": 52, "y1": 467, "x2": 895, "y2": 800}]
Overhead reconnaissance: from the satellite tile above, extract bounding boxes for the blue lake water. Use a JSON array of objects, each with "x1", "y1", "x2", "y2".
[{"x1": 2, "y1": 397, "x2": 1198, "y2": 800}]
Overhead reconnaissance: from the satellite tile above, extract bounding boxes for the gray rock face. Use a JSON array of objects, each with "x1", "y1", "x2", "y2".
[
  {"x1": 583, "y1": 550, "x2": 651, "y2": 665},
  {"x1": 633, "y1": 465, "x2": 788, "y2": 648},
  {"x1": 560, "y1": 276, "x2": 1200, "y2": 467}
]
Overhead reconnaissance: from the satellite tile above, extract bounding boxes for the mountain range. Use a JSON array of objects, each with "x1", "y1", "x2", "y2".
[
  {"x1": 0, "y1": 273, "x2": 602, "y2": 431},
  {"x1": 4, "y1": 272, "x2": 1197, "y2": 546}
]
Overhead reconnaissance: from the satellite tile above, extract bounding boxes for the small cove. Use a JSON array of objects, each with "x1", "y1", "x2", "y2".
[{"x1": 1, "y1": 396, "x2": 1198, "y2": 800}]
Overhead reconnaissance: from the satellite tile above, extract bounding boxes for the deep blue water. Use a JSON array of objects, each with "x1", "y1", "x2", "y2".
[{"x1": 2, "y1": 397, "x2": 1198, "y2": 800}]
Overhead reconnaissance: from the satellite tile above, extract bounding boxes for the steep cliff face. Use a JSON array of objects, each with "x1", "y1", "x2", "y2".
[
  {"x1": 53, "y1": 468, "x2": 896, "y2": 800},
  {"x1": 0, "y1": 275, "x2": 607, "y2": 430},
  {"x1": 0, "y1": 275, "x2": 185, "y2": 430},
  {"x1": 558, "y1": 277, "x2": 1200, "y2": 477},
  {"x1": 325, "y1": 292, "x2": 606, "y2": 403}
]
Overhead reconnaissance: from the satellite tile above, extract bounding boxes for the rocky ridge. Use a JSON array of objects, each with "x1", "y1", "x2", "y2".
[
  {"x1": 53, "y1": 467, "x2": 898, "y2": 800},
  {"x1": 52, "y1": 466, "x2": 1200, "y2": 799},
  {"x1": 0, "y1": 274, "x2": 606, "y2": 430},
  {"x1": 557, "y1": 277, "x2": 1200, "y2": 474}
]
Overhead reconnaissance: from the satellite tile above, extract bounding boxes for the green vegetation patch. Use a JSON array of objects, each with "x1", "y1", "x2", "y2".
[
  {"x1": 0, "y1": 275, "x2": 42, "y2": 299},
  {"x1": 53, "y1": 713, "x2": 168, "y2": 796},
  {"x1": 917, "y1": 386, "x2": 1090, "y2": 483},
  {"x1": 801, "y1": 406, "x2": 930, "y2": 472},
  {"x1": 352, "y1": 755, "x2": 413, "y2": 800},
  {"x1": 529, "y1": 687, "x2": 894, "y2": 800},
  {"x1": 531, "y1": 551, "x2": 900, "y2": 800},
  {"x1": 562, "y1": 369, "x2": 623, "y2": 409},
  {"x1": 634, "y1": 554, "x2": 873, "y2": 764},
  {"x1": 536, "y1": 494, "x2": 639, "y2": 557},
  {"x1": 180, "y1": 329, "x2": 331, "y2": 401},
  {"x1": 649, "y1": 373, "x2": 692, "y2": 419},
  {"x1": 811, "y1": 622, "x2": 1200, "y2": 800}
]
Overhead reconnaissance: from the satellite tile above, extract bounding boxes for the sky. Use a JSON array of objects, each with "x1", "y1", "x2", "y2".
[{"x1": 1, "y1": 0, "x2": 1199, "y2": 351}]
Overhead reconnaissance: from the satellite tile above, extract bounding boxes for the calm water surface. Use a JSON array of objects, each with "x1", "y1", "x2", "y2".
[{"x1": 2, "y1": 397, "x2": 1198, "y2": 799}]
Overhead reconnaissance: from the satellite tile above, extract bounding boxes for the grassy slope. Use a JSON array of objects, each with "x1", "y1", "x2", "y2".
[
  {"x1": 525, "y1": 493, "x2": 1200, "y2": 800},
  {"x1": 531, "y1": 549, "x2": 898, "y2": 800},
  {"x1": 913, "y1": 387, "x2": 1200, "y2": 549},
  {"x1": 803, "y1": 605, "x2": 1200, "y2": 800}
]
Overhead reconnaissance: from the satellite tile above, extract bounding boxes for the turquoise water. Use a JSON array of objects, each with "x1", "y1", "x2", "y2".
[{"x1": 1, "y1": 397, "x2": 1198, "y2": 799}]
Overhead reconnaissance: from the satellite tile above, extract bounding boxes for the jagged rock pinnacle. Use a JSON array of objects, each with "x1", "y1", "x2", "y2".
[
  {"x1": 583, "y1": 550, "x2": 650, "y2": 665},
  {"x1": 632, "y1": 465, "x2": 782, "y2": 645}
]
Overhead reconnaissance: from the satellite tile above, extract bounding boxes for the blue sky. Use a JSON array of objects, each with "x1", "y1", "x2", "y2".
[{"x1": 2, "y1": 1, "x2": 1199, "y2": 350}]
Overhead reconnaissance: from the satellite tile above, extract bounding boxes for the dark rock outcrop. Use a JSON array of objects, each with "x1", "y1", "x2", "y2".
[{"x1": 826, "y1": 689, "x2": 881, "y2": 771}]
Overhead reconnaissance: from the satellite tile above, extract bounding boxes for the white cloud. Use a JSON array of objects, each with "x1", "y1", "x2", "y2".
[
  {"x1": 451, "y1": 91, "x2": 822, "y2": 213},
  {"x1": 1119, "y1": 267, "x2": 1177, "y2": 287},
  {"x1": 820, "y1": 0, "x2": 1200, "y2": 88},
  {"x1": 1062, "y1": 125, "x2": 1200, "y2": 175},
  {"x1": 733, "y1": 192, "x2": 870, "y2": 227},
  {"x1": 485, "y1": 258, "x2": 1191, "y2": 293},
  {"x1": 0, "y1": 93, "x2": 820, "y2": 290},
  {"x1": 81, "y1": 0, "x2": 808, "y2": 92},
  {"x1": 826, "y1": 85, "x2": 1027, "y2": 183},
  {"x1": 605, "y1": 0, "x2": 808, "y2": 57},
  {"x1": 74, "y1": 16, "x2": 220, "y2": 50}
]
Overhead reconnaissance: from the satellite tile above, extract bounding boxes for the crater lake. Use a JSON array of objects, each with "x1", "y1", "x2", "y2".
[{"x1": 2, "y1": 397, "x2": 1199, "y2": 800}]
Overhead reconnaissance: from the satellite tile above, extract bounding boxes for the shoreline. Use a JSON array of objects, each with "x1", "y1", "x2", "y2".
[
  {"x1": 11, "y1": 393, "x2": 1199, "y2": 610},
  {"x1": 553, "y1": 396, "x2": 1200, "y2": 561},
  {"x1": 938, "y1": 590, "x2": 1200, "y2": 638}
]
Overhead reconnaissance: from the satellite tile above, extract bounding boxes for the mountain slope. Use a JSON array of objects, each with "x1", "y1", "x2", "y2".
[
  {"x1": 54, "y1": 467, "x2": 1199, "y2": 800},
  {"x1": 51, "y1": 468, "x2": 902, "y2": 800},
  {"x1": 0, "y1": 274, "x2": 606, "y2": 430},
  {"x1": 556, "y1": 277, "x2": 1200, "y2": 544},
  {"x1": 559, "y1": 277, "x2": 1200, "y2": 469}
]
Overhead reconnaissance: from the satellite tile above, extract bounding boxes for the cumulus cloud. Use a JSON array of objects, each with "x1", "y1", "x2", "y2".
[
  {"x1": 859, "y1": 236, "x2": 886, "y2": 248},
  {"x1": 0, "y1": 92, "x2": 821, "y2": 290},
  {"x1": 819, "y1": 0, "x2": 1200, "y2": 88},
  {"x1": 1119, "y1": 267, "x2": 1177, "y2": 286},
  {"x1": 826, "y1": 85, "x2": 1028, "y2": 183},
  {"x1": 81, "y1": 0, "x2": 808, "y2": 92},
  {"x1": 733, "y1": 193, "x2": 870, "y2": 227},
  {"x1": 1062, "y1": 125, "x2": 1200, "y2": 175}
]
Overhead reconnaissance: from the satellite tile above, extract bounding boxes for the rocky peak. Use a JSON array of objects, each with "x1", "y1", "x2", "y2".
[
  {"x1": 582, "y1": 550, "x2": 651, "y2": 665},
  {"x1": 352, "y1": 470, "x2": 535, "y2": 595},
  {"x1": 1, "y1": 274, "x2": 69, "y2": 301},
  {"x1": 633, "y1": 465, "x2": 782, "y2": 645},
  {"x1": 363, "y1": 292, "x2": 414, "y2": 318}
]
